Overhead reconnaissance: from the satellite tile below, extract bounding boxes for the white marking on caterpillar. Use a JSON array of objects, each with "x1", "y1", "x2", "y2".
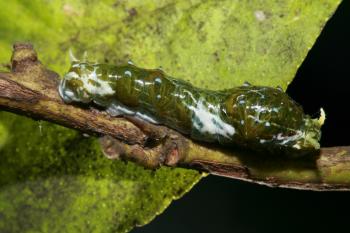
[
  {"x1": 276, "y1": 131, "x2": 305, "y2": 146},
  {"x1": 189, "y1": 99, "x2": 235, "y2": 138},
  {"x1": 155, "y1": 77, "x2": 162, "y2": 84},
  {"x1": 59, "y1": 77, "x2": 83, "y2": 102},
  {"x1": 78, "y1": 68, "x2": 115, "y2": 96},
  {"x1": 173, "y1": 93, "x2": 186, "y2": 99},
  {"x1": 108, "y1": 74, "x2": 121, "y2": 79},
  {"x1": 136, "y1": 112, "x2": 158, "y2": 124},
  {"x1": 105, "y1": 101, "x2": 135, "y2": 116},
  {"x1": 248, "y1": 115, "x2": 263, "y2": 123},
  {"x1": 105, "y1": 101, "x2": 158, "y2": 124},
  {"x1": 125, "y1": 70, "x2": 132, "y2": 77},
  {"x1": 135, "y1": 79, "x2": 144, "y2": 86}
]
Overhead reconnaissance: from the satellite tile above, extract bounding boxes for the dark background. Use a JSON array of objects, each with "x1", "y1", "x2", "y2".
[{"x1": 133, "y1": 1, "x2": 350, "y2": 233}]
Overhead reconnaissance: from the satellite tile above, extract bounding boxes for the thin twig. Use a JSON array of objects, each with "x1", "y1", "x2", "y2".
[{"x1": 1, "y1": 43, "x2": 350, "y2": 191}]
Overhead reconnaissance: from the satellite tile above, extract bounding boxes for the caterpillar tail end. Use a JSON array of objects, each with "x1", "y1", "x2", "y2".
[
  {"x1": 318, "y1": 108, "x2": 326, "y2": 126},
  {"x1": 295, "y1": 108, "x2": 325, "y2": 153},
  {"x1": 303, "y1": 108, "x2": 326, "y2": 151}
]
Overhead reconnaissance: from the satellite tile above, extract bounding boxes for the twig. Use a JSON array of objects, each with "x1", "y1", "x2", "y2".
[{"x1": 1, "y1": 43, "x2": 350, "y2": 191}]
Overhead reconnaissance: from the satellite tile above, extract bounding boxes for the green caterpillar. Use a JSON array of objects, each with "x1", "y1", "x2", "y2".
[{"x1": 59, "y1": 60, "x2": 324, "y2": 157}]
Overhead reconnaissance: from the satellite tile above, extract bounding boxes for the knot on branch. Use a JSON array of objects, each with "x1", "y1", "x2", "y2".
[{"x1": 11, "y1": 43, "x2": 39, "y2": 73}]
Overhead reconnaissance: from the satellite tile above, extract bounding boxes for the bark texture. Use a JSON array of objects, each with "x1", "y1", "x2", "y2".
[{"x1": 1, "y1": 43, "x2": 350, "y2": 191}]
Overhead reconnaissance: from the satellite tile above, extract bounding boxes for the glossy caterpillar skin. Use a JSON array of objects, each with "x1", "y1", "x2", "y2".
[{"x1": 59, "y1": 61, "x2": 324, "y2": 157}]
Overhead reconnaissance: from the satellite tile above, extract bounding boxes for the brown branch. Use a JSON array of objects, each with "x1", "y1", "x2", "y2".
[{"x1": 1, "y1": 43, "x2": 350, "y2": 191}]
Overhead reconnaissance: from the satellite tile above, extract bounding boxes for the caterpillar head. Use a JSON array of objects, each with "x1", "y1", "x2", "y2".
[{"x1": 59, "y1": 61, "x2": 115, "y2": 104}]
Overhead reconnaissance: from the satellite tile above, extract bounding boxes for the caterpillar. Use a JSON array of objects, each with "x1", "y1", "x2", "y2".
[{"x1": 58, "y1": 60, "x2": 325, "y2": 157}]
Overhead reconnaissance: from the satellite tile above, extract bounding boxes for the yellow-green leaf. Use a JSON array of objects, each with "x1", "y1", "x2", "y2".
[{"x1": 0, "y1": 0, "x2": 341, "y2": 232}]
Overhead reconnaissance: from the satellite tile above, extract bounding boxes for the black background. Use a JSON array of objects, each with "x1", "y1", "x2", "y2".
[{"x1": 132, "y1": 1, "x2": 350, "y2": 233}]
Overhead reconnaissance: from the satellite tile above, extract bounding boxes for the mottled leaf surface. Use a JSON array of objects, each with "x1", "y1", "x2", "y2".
[
  {"x1": 0, "y1": 0, "x2": 341, "y2": 232},
  {"x1": 0, "y1": 113, "x2": 202, "y2": 233}
]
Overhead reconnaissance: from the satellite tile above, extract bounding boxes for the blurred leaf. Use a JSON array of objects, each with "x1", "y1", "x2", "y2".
[{"x1": 0, "y1": 0, "x2": 341, "y2": 232}]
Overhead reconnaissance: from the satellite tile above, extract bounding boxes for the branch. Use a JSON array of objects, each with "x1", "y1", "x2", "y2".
[{"x1": 1, "y1": 43, "x2": 350, "y2": 191}]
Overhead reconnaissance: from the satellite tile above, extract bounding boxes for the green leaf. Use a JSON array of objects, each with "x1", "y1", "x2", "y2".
[
  {"x1": 0, "y1": 112, "x2": 202, "y2": 232},
  {"x1": 0, "y1": 0, "x2": 341, "y2": 232}
]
